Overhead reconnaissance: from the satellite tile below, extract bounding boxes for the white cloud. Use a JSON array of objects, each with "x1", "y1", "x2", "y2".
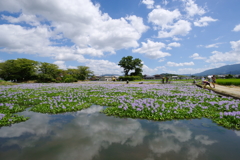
[
  {"x1": 148, "y1": 8, "x2": 181, "y2": 27},
  {"x1": 187, "y1": 146, "x2": 206, "y2": 160},
  {"x1": 231, "y1": 40, "x2": 240, "y2": 51},
  {"x1": 86, "y1": 59, "x2": 122, "y2": 75},
  {"x1": 125, "y1": 15, "x2": 149, "y2": 34},
  {"x1": 189, "y1": 53, "x2": 205, "y2": 59},
  {"x1": 182, "y1": 0, "x2": 206, "y2": 17},
  {"x1": 68, "y1": 65, "x2": 77, "y2": 69},
  {"x1": 162, "y1": 0, "x2": 169, "y2": 6},
  {"x1": 167, "y1": 61, "x2": 194, "y2": 67},
  {"x1": 2, "y1": 14, "x2": 41, "y2": 26},
  {"x1": 142, "y1": 0, "x2": 155, "y2": 9},
  {"x1": 158, "y1": 20, "x2": 192, "y2": 38},
  {"x1": 194, "y1": 16, "x2": 218, "y2": 27},
  {"x1": 195, "y1": 135, "x2": 217, "y2": 145},
  {"x1": 206, "y1": 40, "x2": 240, "y2": 63},
  {"x1": 0, "y1": 24, "x2": 52, "y2": 56},
  {"x1": 233, "y1": 24, "x2": 240, "y2": 32},
  {"x1": 205, "y1": 43, "x2": 221, "y2": 48},
  {"x1": 167, "y1": 42, "x2": 181, "y2": 50},
  {"x1": 172, "y1": 37, "x2": 182, "y2": 41},
  {"x1": 132, "y1": 40, "x2": 171, "y2": 59},
  {"x1": 158, "y1": 58, "x2": 165, "y2": 62},
  {"x1": 53, "y1": 61, "x2": 67, "y2": 69},
  {"x1": 0, "y1": 59, "x2": 4, "y2": 62},
  {"x1": 0, "y1": 0, "x2": 148, "y2": 58},
  {"x1": 142, "y1": 64, "x2": 158, "y2": 75}
]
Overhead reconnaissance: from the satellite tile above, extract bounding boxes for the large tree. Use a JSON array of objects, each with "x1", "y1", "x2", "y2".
[
  {"x1": 76, "y1": 66, "x2": 94, "y2": 80},
  {"x1": 37, "y1": 62, "x2": 60, "y2": 82},
  {"x1": 0, "y1": 58, "x2": 38, "y2": 81},
  {"x1": 118, "y1": 56, "x2": 143, "y2": 76}
]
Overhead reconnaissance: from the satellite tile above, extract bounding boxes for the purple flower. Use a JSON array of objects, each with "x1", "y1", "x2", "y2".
[{"x1": 0, "y1": 113, "x2": 5, "y2": 120}]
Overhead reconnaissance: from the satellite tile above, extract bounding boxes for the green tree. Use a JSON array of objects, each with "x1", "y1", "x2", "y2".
[
  {"x1": 76, "y1": 66, "x2": 94, "y2": 81},
  {"x1": 130, "y1": 68, "x2": 143, "y2": 77},
  {"x1": 66, "y1": 68, "x2": 79, "y2": 79},
  {"x1": 118, "y1": 56, "x2": 143, "y2": 76},
  {"x1": 226, "y1": 74, "x2": 233, "y2": 79},
  {"x1": 0, "y1": 58, "x2": 38, "y2": 81},
  {"x1": 37, "y1": 62, "x2": 60, "y2": 82}
]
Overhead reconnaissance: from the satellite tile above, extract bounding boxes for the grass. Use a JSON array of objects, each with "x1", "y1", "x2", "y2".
[
  {"x1": 216, "y1": 79, "x2": 240, "y2": 86},
  {"x1": 0, "y1": 80, "x2": 16, "y2": 85}
]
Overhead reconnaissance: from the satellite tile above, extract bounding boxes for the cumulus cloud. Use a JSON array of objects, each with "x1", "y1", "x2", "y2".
[
  {"x1": 194, "y1": 16, "x2": 218, "y2": 27},
  {"x1": 206, "y1": 40, "x2": 240, "y2": 63},
  {"x1": 142, "y1": 64, "x2": 158, "y2": 75},
  {"x1": 86, "y1": 59, "x2": 122, "y2": 75},
  {"x1": 132, "y1": 40, "x2": 171, "y2": 59},
  {"x1": 233, "y1": 24, "x2": 240, "y2": 32},
  {"x1": 182, "y1": 0, "x2": 206, "y2": 17},
  {"x1": 189, "y1": 53, "x2": 205, "y2": 59},
  {"x1": 1, "y1": 14, "x2": 41, "y2": 26},
  {"x1": 148, "y1": 8, "x2": 181, "y2": 27},
  {"x1": 158, "y1": 20, "x2": 192, "y2": 38},
  {"x1": 0, "y1": 0, "x2": 148, "y2": 59},
  {"x1": 167, "y1": 61, "x2": 194, "y2": 67},
  {"x1": 142, "y1": 0, "x2": 155, "y2": 9}
]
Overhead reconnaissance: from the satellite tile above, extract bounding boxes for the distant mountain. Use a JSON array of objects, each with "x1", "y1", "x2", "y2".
[{"x1": 194, "y1": 64, "x2": 240, "y2": 76}]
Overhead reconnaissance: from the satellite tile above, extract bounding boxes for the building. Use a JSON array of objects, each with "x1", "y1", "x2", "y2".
[
  {"x1": 143, "y1": 75, "x2": 155, "y2": 79},
  {"x1": 99, "y1": 76, "x2": 114, "y2": 81},
  {"x1": 153, "y1": 74, "x2": 163, "y2": 79}
]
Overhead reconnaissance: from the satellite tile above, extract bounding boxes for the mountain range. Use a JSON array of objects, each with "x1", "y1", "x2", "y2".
[{"x1": 193, "y1": 64, "x2": 240, "y2": 76}]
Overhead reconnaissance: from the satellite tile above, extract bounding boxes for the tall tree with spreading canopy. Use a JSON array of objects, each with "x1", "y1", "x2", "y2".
[
  {"x1": 37, "y1": 62, "x2": 60, "y2": 82},
  {"x1": 76, "y1": 66, "x2": 94, "y2": 80},
  {"x1": 118, "y1": 56, "x2": 143, "y2": 76},
  {"x1": 0, "y1": 58, "x2": 38, "y2": 81}
]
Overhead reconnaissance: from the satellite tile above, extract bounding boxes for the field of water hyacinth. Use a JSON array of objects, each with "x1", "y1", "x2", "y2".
[{"x1": 1, "y1": 82, "x2": 240, "y2": 129}]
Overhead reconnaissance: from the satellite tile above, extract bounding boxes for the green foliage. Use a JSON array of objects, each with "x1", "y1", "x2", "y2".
[
  {"x1": 76, "y1": 66, "x2": 94, "y2": 81},
  {"x1": 37, "y1": 73, "x2": 55, "y2": 82},
  {"x1": 225, "y1": 74, "x2": 233, "y2": 79},
  {"x1": 119, "y1": 76, "x2": 142, "y2": 81},
  {"x1": 0, "y1": 58, "x2": 38, "y2": 82},
  {"x1": 66, "y1": 68, "x2": 78, "y2": 79},
  {"x1": 118, "y1": 56, "x2": 143, "y2": 76},
  {"x1": 64, "y1": 77, "x2": 77, "y2": 83},
  {"x1": 37, "y1": 62, "x2": 60, "y2": 82}
]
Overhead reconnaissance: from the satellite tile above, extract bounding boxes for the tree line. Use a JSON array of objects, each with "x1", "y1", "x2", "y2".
[{"x1": 0, "y1": 58, "x2": 93, "y2": 83}]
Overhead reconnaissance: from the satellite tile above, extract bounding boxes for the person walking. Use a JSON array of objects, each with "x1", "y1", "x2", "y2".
[
  {"x1": 212, "y1": 75, "x2": 216, "y2": 88},
  {"x1": 201, "y1": 77, "x2": 205, "y2": 85}
]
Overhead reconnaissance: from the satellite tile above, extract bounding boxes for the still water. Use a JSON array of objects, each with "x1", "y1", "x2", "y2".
[{"x1": 1, "y1": 105, "x2": 240, "y2": 160}]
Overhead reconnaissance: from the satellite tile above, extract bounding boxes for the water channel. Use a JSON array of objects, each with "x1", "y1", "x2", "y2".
[{"x1": 1, "y1": 105, "x2": 240, "y2": 160}]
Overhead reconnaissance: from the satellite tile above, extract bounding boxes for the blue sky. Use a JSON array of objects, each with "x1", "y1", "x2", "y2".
[{"x1": 0, "y1": 0, "x2": 240, "y2": 76}]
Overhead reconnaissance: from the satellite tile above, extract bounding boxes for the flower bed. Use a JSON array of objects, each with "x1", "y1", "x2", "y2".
[{"x1": 1, "y1": 82, "x2": 240, "y2": 129}]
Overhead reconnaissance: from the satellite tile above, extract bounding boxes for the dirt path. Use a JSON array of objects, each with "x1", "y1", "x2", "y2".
[{"x1": 199, "y1": 84, "x2": 240, "y2": 99}]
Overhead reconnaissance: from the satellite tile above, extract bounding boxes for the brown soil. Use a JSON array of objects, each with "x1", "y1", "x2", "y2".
[{"x1": 197, "y1": 84, "x2": 240, "y2": 99}]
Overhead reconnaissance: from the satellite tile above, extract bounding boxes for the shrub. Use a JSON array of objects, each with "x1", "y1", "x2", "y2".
[{"x1": 64, "y1": 77, "x2": 77, "y2": 83}]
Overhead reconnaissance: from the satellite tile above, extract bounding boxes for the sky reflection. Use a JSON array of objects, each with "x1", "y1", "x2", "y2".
[{"x1": 0, "y1": 105, "x2": 240, "y2": 160}]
